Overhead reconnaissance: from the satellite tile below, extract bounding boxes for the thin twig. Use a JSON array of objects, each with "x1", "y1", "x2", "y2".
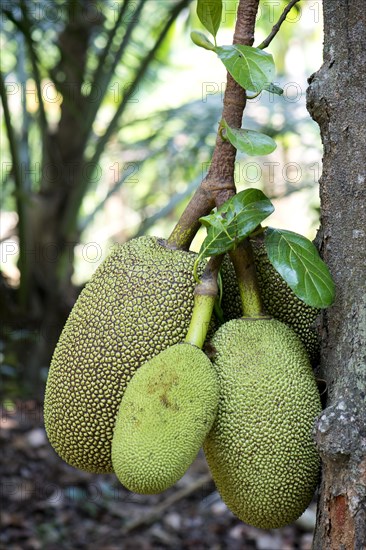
[
  {"x1": 257, "y1": 0, "x2": 301, "y2": 50},
  {"x1": 122, "y1": 472, "x2": 213, "y2": 534}
]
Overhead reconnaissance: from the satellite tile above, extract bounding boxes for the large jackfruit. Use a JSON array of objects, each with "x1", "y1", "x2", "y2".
[
  {"x1": 44, "y1": 236, "x2": 205, "y2": 473},
  {"x1": 204, "y1": 317, "x2": 321, "y2": 529},
  {"x1": 221, "y1": 238, "x2": 320, "y2": 362},
  {"x1": 112, "y1": 342, "x2": 219, "y2": 494}
]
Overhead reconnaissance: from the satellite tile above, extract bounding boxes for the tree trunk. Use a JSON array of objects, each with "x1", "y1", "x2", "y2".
[
  {"x1": 306, "y1": 1, "x2": 366, "y2": 548},
  {"x1": 21, "y1": 2, "x2": 103, "y2": 394}
]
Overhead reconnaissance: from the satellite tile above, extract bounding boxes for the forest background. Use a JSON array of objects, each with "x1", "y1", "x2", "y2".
[{"x1": 0, "y1": 0, "x2": 323, "y2": 396}]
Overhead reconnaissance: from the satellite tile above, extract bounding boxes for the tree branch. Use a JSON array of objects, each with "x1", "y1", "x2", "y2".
[
  {"x1": 134, "y1": 176, "x2": 201, "y2": 239},
  {"x1": 205, "y1": 0, "x2": 260, "y2": 206},
  {"x1": 167, "y1": 0, "x2": 260, "y2": 249},
  {"x1": 257, "y1": 0, "x2": 301, "y2": 50}
]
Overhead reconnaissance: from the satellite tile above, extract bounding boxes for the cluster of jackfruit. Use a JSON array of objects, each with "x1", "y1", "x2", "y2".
[
  {"x1": 44, "y1": 233, "x2": 322, "y2": 530},
  {"x1": 44, "y1": 236, "x2": 206, "y2": 473},
  {"x1": 221, "y1": 237, "x2": 320, "y2": 363}
]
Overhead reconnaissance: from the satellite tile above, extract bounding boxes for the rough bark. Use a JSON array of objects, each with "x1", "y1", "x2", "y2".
[
  {"x1": 167, "y1": 0, "x2": 259, "y2": 249},
  {"x1": 205, "y1": 0, "x2": 259, "y2": 207},
  {"x1": 306, "y1": 1, "x2": 366, "y2": 548}
]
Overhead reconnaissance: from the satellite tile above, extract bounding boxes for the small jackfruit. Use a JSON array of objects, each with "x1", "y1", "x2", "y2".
[
  {"x1": 221, "y1": 238, "x2": 320, "y2": 362},
  {"x1": 112, "y1": 342, "x2": 219, "y2": 494},
  {"x1": 44, "y1": 236, "x2": 205, "y2": 473},
  {"x1": 204, "y1": 318, "x2": 321, "y2": 529}
]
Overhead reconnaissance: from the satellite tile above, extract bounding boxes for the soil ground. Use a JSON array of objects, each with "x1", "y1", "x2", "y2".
[{"x1": 0, "y1": 401, "x2": 316, "y2": 550}]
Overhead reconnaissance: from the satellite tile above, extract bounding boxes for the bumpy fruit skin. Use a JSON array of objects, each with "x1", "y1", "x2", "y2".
[
  {"x1": 221, "y1": 239, "x2": 320, "y2": 363},
  {"x1": 204, "y1": 318, "x2": 321, "y2": 529},
  {"x1": 112, "y1": 343, "x2": 219, "y2": 494},
  {"x1": 44, "y1": 237, "x2": 205, "y2": 473}
]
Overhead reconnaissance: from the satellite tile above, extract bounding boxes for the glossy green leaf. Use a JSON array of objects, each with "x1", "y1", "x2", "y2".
[
  {"x1": 215, "y1": 45, "x2": 275, "y2": 91},
  {"x1": 197, "y1": 190, "x2": 274, "y2": 262},
  {"x1": 221, "y1": 120, "x2": 277, "y2": 156},
  {"x1": 197, "y1": 0, "x2": 222, "y2": 38},
  {"x1": 264, "y1": 228, "x2": 336, "y2": 308},
  {"x1": 190, "y1": 30, "x2": 215, "y2": 51}
]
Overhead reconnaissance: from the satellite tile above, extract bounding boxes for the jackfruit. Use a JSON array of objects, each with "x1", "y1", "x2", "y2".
[
  {"x1": 204, "y1": 317, "x2": 321, "y2": 529},
  {"x1": 112, "y1": 342, "x2": 219, "y2": 494},
  {"x1": 221, "y1": 238, "x2": 320, "y2": 362},
  {"x1": 44, "y1": 236, "x2": 206, "y2": 473}
]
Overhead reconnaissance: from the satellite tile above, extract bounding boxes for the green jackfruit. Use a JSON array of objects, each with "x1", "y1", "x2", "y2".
[
  {"x1": 204, "y1": 318, "x2": 321, "y2": 529},
  {"x1": 112, "y1": 342, "x2": 219, "y2": 494},
  {"x1": 44, "y1": 236, "x2": 205, "y2": 473},
  {"x1": 221, "y1": 238, "x2": 320, "y2": 362}
]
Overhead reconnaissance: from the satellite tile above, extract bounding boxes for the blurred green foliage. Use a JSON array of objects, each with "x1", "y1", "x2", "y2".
[{"x1": 0, "y1": 0, "x2": 323, "y2": 396}]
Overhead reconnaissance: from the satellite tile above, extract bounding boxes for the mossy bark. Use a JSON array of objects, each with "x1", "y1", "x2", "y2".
[{"x1": 306, "y1": 1, "x2": 366, "y2": 547}]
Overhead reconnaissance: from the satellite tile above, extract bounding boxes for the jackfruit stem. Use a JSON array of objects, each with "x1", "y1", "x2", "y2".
[
  {"x1": 185, "y1": 294, "x2": 216, "y2": 349},
  {"x1": 229, "y1": 240, "x2": 264, "y2": 317},
  {"x1": 185, "y1": 256, "x2": 222, "y2": 348}
]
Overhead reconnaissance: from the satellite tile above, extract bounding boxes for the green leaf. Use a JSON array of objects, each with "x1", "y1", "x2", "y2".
[
  {"x1": 197, "y1": 0, "x2": 222, "y2": 38},
  {"x1": 264, "y1": 228, "x2": 336, "y2": 308},
  {"x1": 215, "y1": 45, "x2": 275, "y2": 91},
  {"x1": 221, "y1": 120, "x2": 277, "y2": 156},
  {"x1": 190, "y1": 30, "x2": 215, "y2": 51},
  {"x1": 197, "y1": 190, "x2": 274, "y2": 261}
]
